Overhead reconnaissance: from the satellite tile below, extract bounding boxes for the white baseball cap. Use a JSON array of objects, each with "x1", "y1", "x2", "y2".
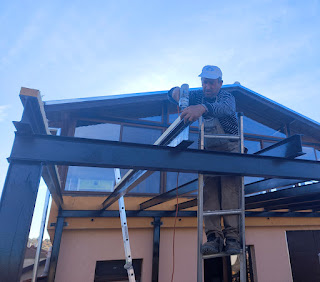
[{"x1": 198, "y1": 65, "x2": 222, "y2": 79}]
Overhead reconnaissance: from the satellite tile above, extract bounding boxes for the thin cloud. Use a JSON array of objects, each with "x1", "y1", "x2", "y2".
[{"x1": 0, "y1": 105, "x2": 9, "y2": 122}]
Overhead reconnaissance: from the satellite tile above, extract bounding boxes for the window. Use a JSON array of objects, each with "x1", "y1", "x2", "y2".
[
  {"x1": 94, "y1": 259, "x2": 142, "y2": 282},
  {"x1": 139, "y1": 115, "x2": 162, "y2": 122},
  {"x1": 121, "y1": 125, "x2": 163, "y2": 193},
  {"x1": 169, "y1": 112, "x2": 199, "y2": 127},
  {"x1": 65, "y1": 123, "x2": 121, "y2": 192},
  {"x1": 166, "y1": 133, "x2": 199, "y2": 191},
  {"x1": 297, "y1": 146, "x2": 316, "y2": 160},
  {"x1": 244, "y1": 116, "x2": 286, "y2": 137}
]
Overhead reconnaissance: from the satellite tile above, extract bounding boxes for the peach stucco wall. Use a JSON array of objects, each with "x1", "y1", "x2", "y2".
[
  {"x1": 54, "y1": 225, "x2": 320, "y2": 282},
  {"x1": 246, "y1": 226, "x2": 292, "y2": 282},
  {"x1": 54, "y1": 227, "x2": 200, "y2": 282}
]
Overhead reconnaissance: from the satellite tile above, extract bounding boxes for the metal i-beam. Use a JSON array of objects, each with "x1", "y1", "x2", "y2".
[
  {"x1": 58, "y1": 210, "x2": 320, "y2": 218},
  {"x1": 254, "y1": 134, "x2": 304, "y2": 158},
  {"x1": 176, "y1": 198, "x2": 197, "y2": 211},
  {"x1": 151, "y1": 217, "x2": 162, "y2": 282},
  {"x1": 0, "y1": 162, "x2": 43, "y2": 282},
  {"x1": 48, "y1": 215, "x2": 65, "y2": 282},
  {"x1": 10, "y1": 134, "x2": 320, "y2": 181},
  {"x1": 100, "y1": 117, "x2": 190, "y2": 210},
  {"x1": 245, "y1": 178, "x2": 305, "y2": 195},
  {"x1": 139, "y1": 179, "x2": 197, "y2": 210},
  {"x1": 16, "y1": 88, "x2": 63, "y2": 206},
  {"x1": 246, "y1": 182, "x2": 320, "y2": 210}
]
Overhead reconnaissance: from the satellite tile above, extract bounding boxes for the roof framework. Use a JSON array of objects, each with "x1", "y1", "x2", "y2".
[{"x1": 1, "y1": 86, "x2": 320, "y2": 281}]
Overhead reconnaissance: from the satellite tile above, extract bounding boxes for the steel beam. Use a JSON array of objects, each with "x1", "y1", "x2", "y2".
[
  {"x1": 151, "y1": 217, "x2": 162, "y2": 282},
  {"x1": 0, "y1": 162, "x2": 43, "y2": 282},
  {"x1": 100, "y1": 117, "x2": 190, "y2": 210},
  {"x1": 140, "y1": 179, "x2": 197, "y2": 210},
  {"x1": 246, "y1": 182, "x2": 320, "y2": 210},
  {"x1": 176, "y1": 198, "x2": 197, "y2": 210},
  {"x1": 60, "y1": 210, "x2": 197, "y2": 218},
  {"x1": 10, "y1": 134, "x2": 320, "y2": 181},
  {"x1": 57, "y1": 209, "x2": 320, "y2": 218},
  {"x1": 254, "y1": 134, "x2": 303, "y2": 158},
  {"x1": 245, "y1": 178, "x2": 305, "y2": 195},
  {"x1": 47, "y1": 215, "x2": 65, "y2": 282},
  {"x1": 17, "y1": 88, "x2": 63, "y2": 206}
]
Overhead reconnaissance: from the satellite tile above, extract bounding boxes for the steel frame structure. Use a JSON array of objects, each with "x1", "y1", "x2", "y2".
[{"x1": 1, "y1": 88, "x2": 320, "y2": 282}]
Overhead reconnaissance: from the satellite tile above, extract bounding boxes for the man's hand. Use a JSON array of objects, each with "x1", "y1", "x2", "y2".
[{"x1": 180, "y1": 105, "x2": 206, "y2": 123}]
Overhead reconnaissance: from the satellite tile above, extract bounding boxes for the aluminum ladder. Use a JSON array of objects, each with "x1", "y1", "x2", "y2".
[
  {"x1": 197, "y1": 113, "x2": 246, "y2": 282},
  {"x1": 114, "y1": 168, "x2": 136, "y2": 282}
]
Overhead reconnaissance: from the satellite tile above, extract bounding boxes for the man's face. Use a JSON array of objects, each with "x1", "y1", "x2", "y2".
[{"x1": 201, "y1": 78, "x2": 222, "y2": 98}]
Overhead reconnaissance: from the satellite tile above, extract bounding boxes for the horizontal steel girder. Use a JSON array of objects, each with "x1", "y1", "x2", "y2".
[
  {"x1": 58, "y1": 210, "x2": 320, "y2": 218},
  {"x1": 10, "y1": 134, "x2": 320, "y2": 181},
  {"x1": 246, "y1": 182, "x2": 320, "y2": 210},
  {"x1": 140, "y1": 179, "x2": 197, "y2": 210},
  {"x1": 245, "y1": 178, "x2": 305, "y2": 195}
]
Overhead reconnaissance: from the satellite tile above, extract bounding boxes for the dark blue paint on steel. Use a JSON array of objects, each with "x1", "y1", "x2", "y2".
[
  {"x1": 151, "y1": 217, "x2": 162, "y2": 282},
  {"x1": 254, "y1": 134, "x2": 303, "y2": 158},
  {"x1": 0, "y1": 162, "x2": 43, "y2": 282},
  {"x1": 246, "y1": 182, "x2": 320, "y2": 210},
  {"x1": 140, "y1": 179, "x2": 198, "y2": 210},
  {"x1": 9, "y1": 134, "x2": 320, "y2": 181},
  {"x1": 48, "y1": 215, "x2": 65, "y2": 282}
]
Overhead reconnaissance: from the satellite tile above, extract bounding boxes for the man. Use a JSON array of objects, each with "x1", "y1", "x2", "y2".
[{"x1": 168, "y1": 65, "x2": 241, "y2": 255}]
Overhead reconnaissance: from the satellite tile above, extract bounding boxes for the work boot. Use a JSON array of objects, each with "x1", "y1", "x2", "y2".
[
  {"x1": 201, "y1": 234, "x2": 223, "y2": 255},
  {"x1": 224, "y1": 238, "x2": 241, "y2": 255}
]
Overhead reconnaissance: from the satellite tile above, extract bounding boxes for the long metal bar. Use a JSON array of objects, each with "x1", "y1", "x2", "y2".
[
  {"x1": 47, "y1": 215, "x2": 65, "y2": 282},
  {"x1": 246, "y1": 182, "x2": 320, "y2": 206},
  {"x1": 10, "y1": 134, "x2": 320, "y2": 181},
  {"x1": 176, "y1": 198, "x2": 197, "y2": 210},
  {"x1": 204, "y1": 134, "x2": 240, "y2": 140},
  {"x1": 58, "y1": 209, "x2": 320, "y2": 218},
  {"x1": 32, "y1": 189, "x2": 51, "y2": 282},
  {"x1": 18, "y1": 88, "x2": 63, "y2": 206},
  {"x1": 203, "y1": 209, "x2": 242, "y2": 216},
  {"x1": 197, "y1": 119, "x2": 204, "y2": 282},
  {"x1": 239, "y1": 114, "x2": 246, "y2": 282},
  {"x1": 151, "y1": 217, "x2": 162, "y2": 282},
  {"x1": 245, "y1": 178, "x2": 305, "y2": 195},
  {"x1": 0, "y1": 162, "x2": 43, "y2": 282},
  {"x1": 254, "y1": 134, "x2": 303, "y2": 158},
  {"x1": 114, "y1": 169, "x2": 136, "y2": 281},
  {"x1": 100, "y1": 117, "x2": 190, "y2": 210},
  {"x1": 140, "y1": 179, "x2": 197, "y2": 210}
]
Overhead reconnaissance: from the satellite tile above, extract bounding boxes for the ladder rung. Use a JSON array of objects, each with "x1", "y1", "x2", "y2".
[
  {"x1": 202, "y1": 250, "x2": 243, "y2": 260},
  {"x1": 204, "y1": 134, "x2": 240, "y2": 140},
  {"x1": 203, "y1": 209, "x2": 243, "y2": 216}
]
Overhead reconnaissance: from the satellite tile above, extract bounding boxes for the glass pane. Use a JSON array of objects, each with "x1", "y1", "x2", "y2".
[
  {"x1": 166, "y1": 133, "x2": 198, "y2": 191},
  {"x1": 122, "y1": 125, "x2": 162, "y2": 144},
  {"x1": 65, "y1": 123, "x2": 121, "y2": 192},
  {"x1": 316, "y1": 150, "x2": 320, "y2": 161},
  {"x1": 169, "y1": 112, "x2": 199, "y2": 127},
  {"x1": 244, "y1": 140, "x2": 261, "y2": 154},
  {"x1": 244, "y1": 116, "x2": 286, "y2": 137},
  {"x1": 121, "y1": 126, "x2": 163, "y2": 193},
  {"x1": 139, "y1": 115, "x2": 162, "y2": 122},
  {"x1": 297, "y1": 146, "x2": 316, "y2": 160}
]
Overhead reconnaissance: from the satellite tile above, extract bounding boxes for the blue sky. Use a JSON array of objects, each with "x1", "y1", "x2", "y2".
[{"x1": 1, "y1": 0, "x2": 320, "y2": 239}]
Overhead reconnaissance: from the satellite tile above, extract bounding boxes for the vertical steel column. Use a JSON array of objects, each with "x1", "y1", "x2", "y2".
[
  {"x1": 197, "y1": 119, "x2": 204, "y2": 282},
  {"x1": 238, "y1": 113, "x2": 247, "y2": 282},
  {"x1": 47, "y1": 215, "x2": 65, "y2": 282},
  {"x1": 32, "y1": 188, "x2": 51, "y2": 282},
  {"x1": 151, "y1": 217, "x2": 162, "y2": 282},
  {"x1": 0, "y1": 161, "x2": 43, "y2": 282}
]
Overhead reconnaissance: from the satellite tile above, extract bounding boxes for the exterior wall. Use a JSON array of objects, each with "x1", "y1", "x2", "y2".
[{"x1": 53, "y1": 222, "x2": 320, "y2": 282}]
